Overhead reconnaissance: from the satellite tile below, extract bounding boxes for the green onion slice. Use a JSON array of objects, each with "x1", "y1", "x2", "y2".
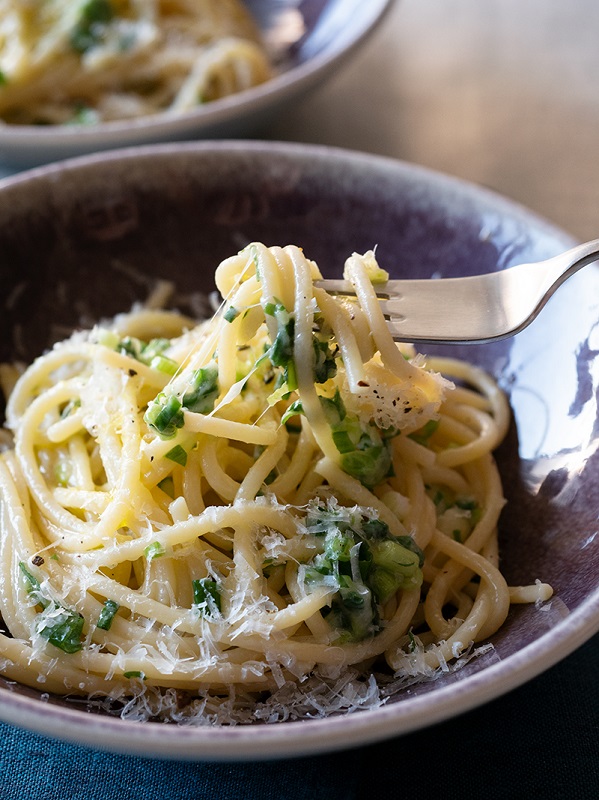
[
  {"x1": 165, "y1": 444, "x2": 187, "y2": 466},
  {"x1": 96, "y1": 599, "x2": 120, "y2": 631}
]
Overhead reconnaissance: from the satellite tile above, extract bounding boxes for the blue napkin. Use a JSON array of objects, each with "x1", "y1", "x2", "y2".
[{"x1": 1, "y1": 633, "x2": 598, "y2": 800}]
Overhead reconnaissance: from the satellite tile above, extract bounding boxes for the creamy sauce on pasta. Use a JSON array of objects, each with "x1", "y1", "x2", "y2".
[{"x1": 0, "y1": 244, "x2": 552, "y2": 722}]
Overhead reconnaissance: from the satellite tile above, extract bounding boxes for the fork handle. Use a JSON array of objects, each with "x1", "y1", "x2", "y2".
[{"x1": 534, "y1": 237, "x2": 599, "y2": 290}]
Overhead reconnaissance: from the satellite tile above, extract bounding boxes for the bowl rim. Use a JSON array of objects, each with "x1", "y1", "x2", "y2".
[
  {"x1": 1, "y1": 598, "x2": 597, "y2": 761},
  {"x1": 0, "y1": 139, "x2": 596, "y2": 762},
  {"x1": 0, "y1": 0, "x2": 395, "y2": 150}
]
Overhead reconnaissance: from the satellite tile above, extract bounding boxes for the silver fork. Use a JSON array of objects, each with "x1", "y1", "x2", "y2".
[{"x1": 315, "y1": 239, "x2": 599, "y2": 344}]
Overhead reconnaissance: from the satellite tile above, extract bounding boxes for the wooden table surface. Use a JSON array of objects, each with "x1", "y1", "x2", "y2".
[{"x1": 270, "y1": 0, "x2": 599, "y2": 243}]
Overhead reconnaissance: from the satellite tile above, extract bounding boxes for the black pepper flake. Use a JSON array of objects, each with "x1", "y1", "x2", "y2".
[
  {"x1": 32, "y1": 555, "x2": 44, "y2": 566},
  {"x1": 357, "y1": 380, "x2": 369, "y2": 387},
  {"x1": 128, "y1": 369, "x2": 138, "y2": 377}
]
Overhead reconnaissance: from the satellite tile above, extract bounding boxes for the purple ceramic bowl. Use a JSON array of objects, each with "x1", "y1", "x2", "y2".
[{"x1": 0, "y1": 141, "x2": 597, "y2": 761}]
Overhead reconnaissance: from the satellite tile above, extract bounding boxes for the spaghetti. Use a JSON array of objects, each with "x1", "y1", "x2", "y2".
[
  {"x1": 0, "y1": 0, "x2": 272, "y2": 125},
  {"x1": 0, "y1": 244, "x2": 552, "y2": 720}
]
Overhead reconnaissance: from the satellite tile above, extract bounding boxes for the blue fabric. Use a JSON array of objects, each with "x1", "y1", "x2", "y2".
[{"x1": 1, "y1": 633, "x2": 598, "y2": 800}]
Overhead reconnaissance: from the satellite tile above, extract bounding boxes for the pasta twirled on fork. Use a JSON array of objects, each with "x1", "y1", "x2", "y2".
[{"x1": 0, "y1": 244, "x2": 552, "y2": 720}]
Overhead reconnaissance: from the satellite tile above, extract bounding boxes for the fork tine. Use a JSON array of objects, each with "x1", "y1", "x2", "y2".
[
  {"x1": 315, "y1": 239, "x2": 599, "y2": 344},
  {"x1": 373, "y1": 276, "x2": 508, "y2": 344},
  {"x1": 315, "y1": 275, "x2": 509, "y2": 344}
]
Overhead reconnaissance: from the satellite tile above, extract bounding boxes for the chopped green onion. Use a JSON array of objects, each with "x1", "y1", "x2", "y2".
[
  {"x1": 19, "y1": 562, "x2": 85, "y2": 653},
  {"x1": 96, "y1": 599, "x2": 119, "y2": 631},
  {"x1": 266, "y1": 382, "x2": 293, "y2": 406},
  {"x1": 281, "y1": 399, "x2": 303, "y2": 425},
  {"x1": 368, "y1": 539, "x2": 422, "y2": 603},
  {"x1": 431, "y1": 486, "x2": 452, "y2": 510},
  {"x1": 224, "y1": 306, "x2": 240, "y2": 323},
  {"x1": 324, "y1": 530, "x2": 354, "y2": 564},
  {"x1": 144, "y1": 541, "x2": 165, "y2": 561},
  {"x1": 192, "y1": 578, "x2": 222, "y2": 616},
  {"x1": 366, "y1": 266, "x2": 389, "y2": 284},
  {"x1": 302, "y1": 501, "x2": 424, "y2": 638},
  {"x1": 149, "y1": 355, "x2": 178, "y2": 375},
  {"x1": 19, "y1": 562, "x2": 46, "y2": 608},
  {"x1": 331, "y1": 577, "x2": 376, "y2": 641},
  {"x1": 70, "y1": 0, "x2": 114, "y2": 54},
  {"x1": 394, "y1": 535, "x2": 425, "y2": 567},
  {"x1": 270, "y1": 321, "x2": 294, "y2": 368},
  {"x1": 455, "y1": 496, "x2": 478, "y2": 511},
  {"x1": 158, "y1": 476, "x2": 175, "y2": 498},
  {"x1": 106, "y1": 334, "x2": 178, "y2": 376},
  {"x1": 69, "y1": 104, "x2": 99, "y2": 125},
  {"x1": 285, "y1": 360, "x2": 298, "y2": 392},
  {"x1": 144, "y1": 393, "x2": 184, "y2": 439},
  {"x1": 38, "y1": 609, "x2": 85, "y2": 654},
  {"x1": 60, "y1": 398, "x2": 81, "y2": 419},
  {"x1": 408, "y1": 418, "x2": 440, "y2": 445},
  {"x1": 116, "y1": 336, "x2": 144, "y2": 361},
  {"x1": 320, "y1": 390, "x2": 346, "y2": 425},
  {"x1": 116, "y1": 337, "x2": 180, "y2": 375},
  {"x1": 338, "y1": 577, "x2": 369, "y2": 610},
  {"x1": 124, "y1": 671, "x2": 145, "y2": 680},
  {"x1": 182, "y1": 365, "x2": 219, "y2": 414},
  {"x1": 332, "y1": 429, "x2": 355, "y2": 454},
  {"x1": 266, "y1": 302, "x2": 295, "y2": 384},
  {"x1": 361, "y1": 518, "x2": 390, "y2": 540},
  {"x1": 340, "y1": 443, "x2": 392, "y2": 489},
  {"x1": 141, "y1": 338, "x2": 170, "y2": 360},
  {"x1": 96, "y1": 329, "x2": 120, "y2": 349},
  {"x1": 313, "y1": 336, "x2": 337, "y2": 383},
  {"x1": 165, "y1": 444, "x2": 187, "y2": 466},
  {"x1": 367, "y1": 568, "x2": 398, "y2": 603}
]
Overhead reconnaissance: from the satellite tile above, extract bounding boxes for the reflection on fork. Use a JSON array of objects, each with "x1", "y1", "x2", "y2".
[{"x1": 316, "y1": 239, "x2": 599, "y2": 344}]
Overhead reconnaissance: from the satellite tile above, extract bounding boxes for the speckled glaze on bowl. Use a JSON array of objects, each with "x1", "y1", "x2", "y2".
[
  {"x1": 0, "y1": 141, "x2": 597, "y2": 761},
  {"x1": 0, "y1": 0, "x2": 394, "y2": 168}
]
